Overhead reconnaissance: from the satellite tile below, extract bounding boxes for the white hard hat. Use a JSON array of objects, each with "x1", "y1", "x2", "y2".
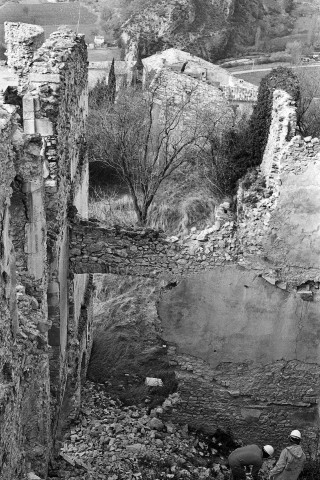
[
  {"x1": 290, "y1": 430, "x2": 301, "y2": 440},
  {"x1": 263, "y1": 445, "x2": 274, "y2": 457}
]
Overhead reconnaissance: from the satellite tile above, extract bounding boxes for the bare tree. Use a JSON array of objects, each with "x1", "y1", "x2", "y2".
[{"x1": 88, "y1": 77, "x2": 230, "y2": 225}]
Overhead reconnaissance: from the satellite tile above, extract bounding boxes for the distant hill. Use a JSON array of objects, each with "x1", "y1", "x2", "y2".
[
  {"x1": 117, "y1": 0, "x2": 320, "y2": 63},
  {"x1": 0, "y1": 2, "x2": 97, "y2": 59}
]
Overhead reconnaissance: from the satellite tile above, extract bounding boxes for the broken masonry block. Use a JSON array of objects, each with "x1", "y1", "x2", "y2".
[{"x1": 261, "y1": 274, "x2": 277, "y2": 285}]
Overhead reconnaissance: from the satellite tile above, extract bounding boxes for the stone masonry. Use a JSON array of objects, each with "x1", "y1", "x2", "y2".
[
  {"x1": 0, "y1": 23, "x2": 93, "y2": 479},
  {"x1": 70, "y1": 90, "x2": 320, "y2": 451},
  {"x1": 157, "y1": 90, "x2": 320, "y2": 451},
  {"x1": 2, "y1": 21, "x2": 320, "y2": 480}
]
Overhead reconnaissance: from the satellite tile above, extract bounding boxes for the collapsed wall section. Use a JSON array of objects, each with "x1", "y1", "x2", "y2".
[{"x1": 158, "y1": 89, "x2": 320, "y2": 450}]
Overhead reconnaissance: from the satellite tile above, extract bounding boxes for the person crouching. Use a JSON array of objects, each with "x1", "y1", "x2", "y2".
[{"x1": 228, "y1": 444, "x2": 274, "y2": 480}]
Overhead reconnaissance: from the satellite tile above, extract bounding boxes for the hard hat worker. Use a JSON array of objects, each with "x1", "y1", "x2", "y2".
[
  {"x1": 228, "y1": 444, "x2": 274, "y2": 480},
  {"x1": 269, "y1": 430, "x2": 306, "y2": 480}
]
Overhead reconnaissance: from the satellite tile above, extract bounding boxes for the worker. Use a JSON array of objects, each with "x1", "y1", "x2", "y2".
[
  {"x1": 269, "y1": 430, "x2": 306, "y2": 480},
  {"x1": 228, "y1": 444, "x2": 274, "y2": 480}
]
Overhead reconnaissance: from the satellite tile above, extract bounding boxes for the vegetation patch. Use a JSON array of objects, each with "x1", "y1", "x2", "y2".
[{"x1": 249, "y1": 66, "x2": 300, "y2": 165}]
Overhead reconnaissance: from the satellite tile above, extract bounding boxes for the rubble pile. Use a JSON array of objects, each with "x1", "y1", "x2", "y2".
[{"x1": 48, "y1": 381, "x2": 230, "y2": 480}]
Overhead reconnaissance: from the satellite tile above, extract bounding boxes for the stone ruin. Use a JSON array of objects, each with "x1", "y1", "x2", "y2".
[
  {"x1": 1, "y1": 21, "x2": 320, "y2": 480},
  {"x1": 0, "y1": 22, "x2": 92, "y2": 479}
]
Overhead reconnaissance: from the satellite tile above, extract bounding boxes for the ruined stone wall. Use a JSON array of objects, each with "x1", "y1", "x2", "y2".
[
  {"x1": 260, "y1": 89, "x2": 297, "y2": 183},
  {"x1": 156, "y1": 89, "x2": 320, "y2": 451},
  {"x1": 2, "y1": 21, "x2": 320, "y2": 477},
  {"x1": 237, "y1": 91, "x2": 320, "y2": 288},
  {"x1": 19, "y1": 26, "x2": 93, "y2": 440},
  {"x1": 5, "y1": 22, "x2": 45, "y2": 90},
  {"x1": 0, "y1": 105, "x2": 23, "y2": 479},
  {"x1": 0, "y1": 100, "x2": 51, "y2": 479},
  {"x1": 69, "y1": 215, "x2": 237, "y2": 277},
  {"x1": 0, "y1": 23, "x2": 93, "y2": 479},
  {"x1": 68, "y1": 83, "x2": 320, "y2": 452},
  {"x1": 159, "y1": 268, "x2": 320, "y2": 450}
]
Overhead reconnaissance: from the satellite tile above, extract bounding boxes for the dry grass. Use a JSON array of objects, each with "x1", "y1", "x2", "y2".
[
  {"x1": 148, "y1": 193, "x2": 217, "y2": 234},
  {"x1": 89, "y1": 168, "x2": 218, "y2": 234},
  {"x1": 89, "y1": 188, "x2": 138, "y2": 226}
]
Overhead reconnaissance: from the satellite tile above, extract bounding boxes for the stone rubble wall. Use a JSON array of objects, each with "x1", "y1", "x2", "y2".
[
  {"x1": 20, "y1": 26, "x2": 93, "y2": 444},
  {"x1": 4, "y1": 22, "x2": 45, "y2": 92},
  {"x1": 2, "y1": 21, "x2": 320, "y2": 478},
  {"x1": 161, "y1": 353, "x2": 320, "y2": 450},
  {"x1": 260, "y1": 89, "x2": 297, "y2": 183},
  {"x1": 69, "y1": 213, "x2": 238, "y2": 278},
  {"x1": 237, "y1": 90, "x2": 320, "y2": 289},
  {"x1": 156, "y1": 89, "x2": 320, "y2": 450},
  {"x1": 0, "y1": 102, "x2": 51, "y2": 479},
  {"x1": 0, "y1": 24, "x2": 93, "y2": 479},
  {"x1": 0, "y1": 106, "x2": 23, "y2": 479},
  {"x1": 68, "y1": 82, "x2": 320, "y2": 453}
]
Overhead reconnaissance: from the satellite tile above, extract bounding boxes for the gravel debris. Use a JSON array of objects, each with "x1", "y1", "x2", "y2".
[{"x1": 48, "y1": 381, "x2": 230, "y2": 480}]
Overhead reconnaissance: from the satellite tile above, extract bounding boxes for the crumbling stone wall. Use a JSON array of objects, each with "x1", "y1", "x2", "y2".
[
  {"x1": 20, "y1": 26, "x2": 92, "y2": 437},
  {"x1": 157, "y1": 89, "x2": 320, "y2": 451},
  {"x1": 69, "y1": 80, "x2": 320, "y2": 453},
  {"x1": 5, "y1": 22, "x2": 45, "y2": 91},
  {"x1": 69, "y1": 216, "x2": 237, "y2": 277},
  {"x1": 2, "y1": 20, "x2": 320, "y2": 478},
  {"x1": 0, "y1": 23, "x2": 93, "y2": 479},
  {"x1": 159, "y1": 268, "x2": 320, "y2": 450},
  {"x1": 0, "y1": 100, "x2": 52, "y2": 479}
]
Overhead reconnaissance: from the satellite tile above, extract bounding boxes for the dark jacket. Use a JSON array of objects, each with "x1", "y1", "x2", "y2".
[
  {"x1": 269, "y1": 445, "x2": 306, "y2": 480},
  {"x1": 228, "y1": 445, "x2": 263, "y2": 480}
]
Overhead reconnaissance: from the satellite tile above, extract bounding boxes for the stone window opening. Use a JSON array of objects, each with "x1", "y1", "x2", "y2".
[{"x1": 3, "y1": 86, "x2": 23, "y2": 123}]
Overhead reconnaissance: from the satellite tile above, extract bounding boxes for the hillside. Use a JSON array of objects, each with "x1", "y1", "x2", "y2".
[{"x1": 117, "y1": 0, "x2": 320, "y2": 63}]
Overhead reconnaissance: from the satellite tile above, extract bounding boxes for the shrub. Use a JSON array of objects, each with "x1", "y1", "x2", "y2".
[
  {"x1": 89, "y1": 77, "x2": 109, "y2": 108},
  {"x1": 249, "y1": 66, "x2": 300, "y2": 166},
  {"x1": 200, "y1": 115, "x2": 254, "y2": 199}
]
